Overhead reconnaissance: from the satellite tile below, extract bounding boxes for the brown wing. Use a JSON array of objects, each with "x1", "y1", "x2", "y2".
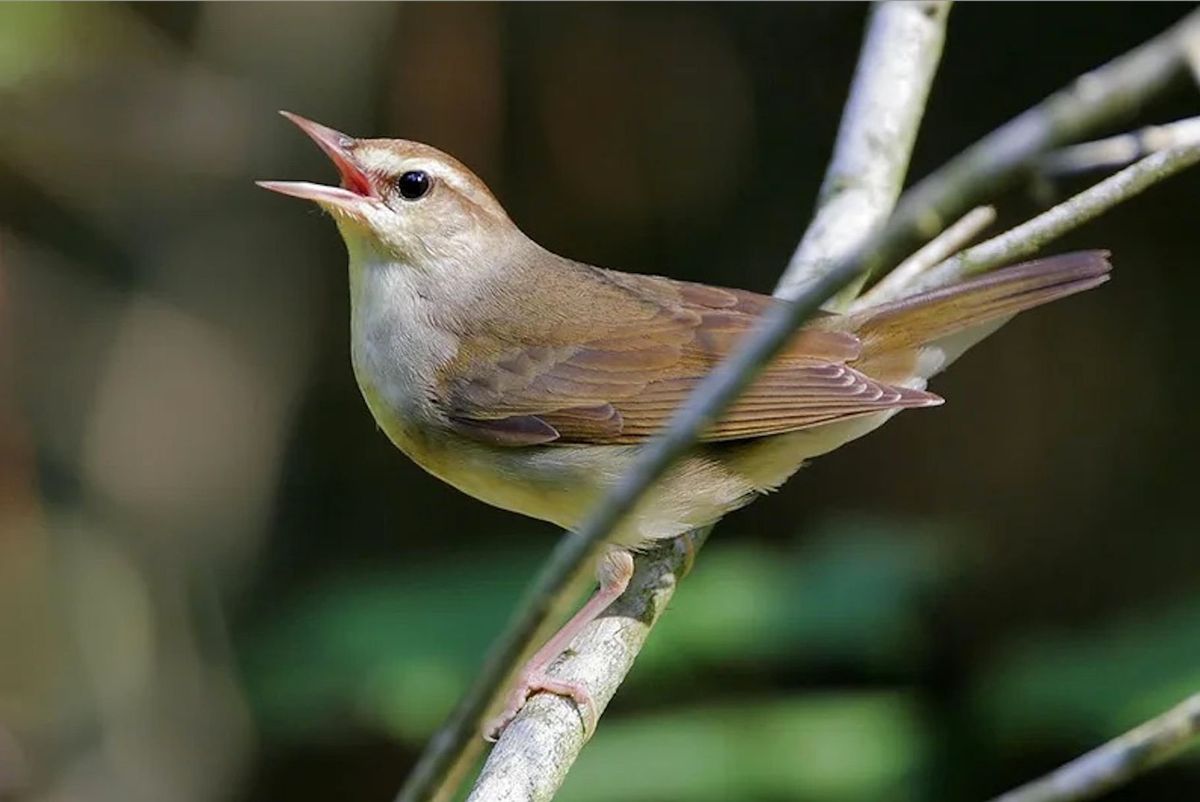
[{"x1": 438, "y1": 268, "x2": 941, "y2": 446}]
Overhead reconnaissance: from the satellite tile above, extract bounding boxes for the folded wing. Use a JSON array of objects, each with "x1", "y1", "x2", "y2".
[{"x1": 438, "y1": 268, "x2": 941, "y2": 446}]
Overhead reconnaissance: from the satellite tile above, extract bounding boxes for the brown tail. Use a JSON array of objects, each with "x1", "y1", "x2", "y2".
[{"x1": 846, "y1": 250, "x2": 1112, "y2": 380}]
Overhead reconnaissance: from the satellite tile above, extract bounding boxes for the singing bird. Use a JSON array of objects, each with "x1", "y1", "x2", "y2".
[{"x1": 259, "y1": 113, "x2": 1111, "y2": 739}]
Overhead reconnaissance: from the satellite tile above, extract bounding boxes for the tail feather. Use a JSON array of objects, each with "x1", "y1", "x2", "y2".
[{"x1": 846, "y1": 250, "x2": 1112, "y2": 382}]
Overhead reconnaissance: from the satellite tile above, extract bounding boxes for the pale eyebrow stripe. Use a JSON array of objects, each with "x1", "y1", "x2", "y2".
[{"x1": 353, "y1": 146, "x2": 506, "y2": 218}]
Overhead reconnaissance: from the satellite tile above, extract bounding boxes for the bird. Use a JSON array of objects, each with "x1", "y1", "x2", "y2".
[{"x1": 259, "y1": 112, "x2": 1111, "y2": 740}]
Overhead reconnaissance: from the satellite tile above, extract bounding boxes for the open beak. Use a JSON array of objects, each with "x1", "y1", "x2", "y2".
[{"x1": 257, "y1": 111, "x2": 379, "y2": 215}]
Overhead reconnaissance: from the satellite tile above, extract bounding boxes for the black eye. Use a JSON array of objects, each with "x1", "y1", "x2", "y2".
[{"x1": 396, "y1": 170, "x2": 431, "y2": 200}]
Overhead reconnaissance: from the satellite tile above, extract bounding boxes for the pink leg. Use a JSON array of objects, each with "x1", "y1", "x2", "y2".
[{"x1": 483, "y1": 548, "x2": 635, "y2": 741}]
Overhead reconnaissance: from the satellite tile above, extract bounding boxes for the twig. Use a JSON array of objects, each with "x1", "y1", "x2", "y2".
[
  {"x1": 852, "y1": 204, "x2": 996, "y2": 309},
  {"x1": 397, "y1": 562, "x2": 599, "y2": 802},
  {"x1": 905, "y1": 143, "x2": 1200, "y2": 295},
  {"x1": 989, "y1": 691, "x2": 1200, "y2": 802},
  {"x1": 777, "y1": 1, "x2": 952, "y2": 309},
  {"x1": 463, "y1": 530, "x2": 710, "y2": 802},
  {"x1": 399, "y1": 8, "x2": 1200, "y2": 802},
  {"x1": 1038, "y1": 116, "x2": 1200, "y2": 176}
]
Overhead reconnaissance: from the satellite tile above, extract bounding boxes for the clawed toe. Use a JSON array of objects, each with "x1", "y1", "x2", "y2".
[
  {"x1": 481, "y1": 550, "x2": 631, "y2": 742},
  {"x1": 482, "y1": 674, "x2": 597, "y2": 742}
]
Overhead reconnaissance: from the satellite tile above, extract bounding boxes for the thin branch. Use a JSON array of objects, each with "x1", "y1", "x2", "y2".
[
  {"x1": 853, "y1": 204, "x2": 996, "y2": 309},
  {"x1": 989, "y1": 691, "x2": 1200, "y2": 802},
  {"x1": 398, "y1": 8, "x2": 1200, "y2": 802},
  {"x1": 905, "y1": 143, "x2": 1200, "y2": 295},
  {"x1": 464, "y1": 530, "x2": 709, "y2": 802},
  {"x1": 1037, "y1": 116, "x2": 1200, "y2": 176},
  {"x1": 777, "y1": 1, "x2": 952, "y2": 309},
  {"x1": 397, "y1": 563, "x2": 599, "y2": 802}
]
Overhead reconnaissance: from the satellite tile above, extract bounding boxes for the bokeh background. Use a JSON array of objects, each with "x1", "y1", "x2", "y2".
[{"x1": 3, "y1": 3, "x2": 1200, "y2": 801}]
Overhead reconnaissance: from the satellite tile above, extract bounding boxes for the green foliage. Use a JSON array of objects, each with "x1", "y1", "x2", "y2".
[
  {"x1": 975, "y1": 597, "x2": 1200, "y2": 749},
  {"x1": 242, "y1": 517, "x2": 951, "y2": 744},
  {"x1": 559, "y1": 694, "x2": 925, "y2": 802},
  {"x1": 241, "y1": 550, "x2": 533, "y2": 741},
  {"x1": 242, "y1": 515, "x2": 1200, "y2": 797},
  {"x1": 644, "y1": 516, "x2": 952, "y2": 674}
]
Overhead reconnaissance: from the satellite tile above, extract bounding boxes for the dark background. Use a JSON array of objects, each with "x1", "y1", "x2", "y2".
[{"x1": 3, "y1": 3, "x2": 1199, "y2": 801}]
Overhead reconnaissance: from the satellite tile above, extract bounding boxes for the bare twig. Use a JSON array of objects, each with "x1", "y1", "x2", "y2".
[
  {"x1": 777, "y1": 1, "x2": 952, "y2": 309},
  {"x1": 463, "y1": 530, "x2": 709, "y2": 802},
  {"x1": 989, "y1": 692, "x2": 1200, "y2": 802},
  {"x1": 1038, "y1": 116, "x2": 1200, "y2": 176},
  {"x1": 399, "y1": 8, "x2": 1200, "y2": 802},
  {"x1": 906, "y1": 143, "x2": 1200, "y2": 295},
  {"x1": 397, "y1": 563, "x2": 599, "y2": 802},
  {"x1": 853, "y1": 204, "x2": 995, "y2": 308}
]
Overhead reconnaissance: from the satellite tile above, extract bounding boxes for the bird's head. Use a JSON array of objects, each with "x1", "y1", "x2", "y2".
[{"x1": 259, "y1": 112, "x2": 513, "y2": 267}]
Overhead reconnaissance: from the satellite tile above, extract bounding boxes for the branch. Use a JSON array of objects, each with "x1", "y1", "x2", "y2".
[
  {"x1": 989, "y1": 691, "x2": 1200, "y2": 802},
  {"x1": 853, "y1": 204, "x2": 995, "y2": 309},
  {"x1": 464, "y1": 530, "x2": 709, "y2": 802},
  {"x1": 903, "y1": 142, "x2": 1200, "y2": 296},
  {"x1": 777, "y1": 1, "x2": 951, "y2": 309},
  {"x1": 1037, "y1": 116, "x2": 1200, "y2": 176},
  {"x1": 398, "y1": 8, "x2": 1200, "y2": 802},
  {"x1": 396, "y1": 562, "x2": 599, "y2": 802}
]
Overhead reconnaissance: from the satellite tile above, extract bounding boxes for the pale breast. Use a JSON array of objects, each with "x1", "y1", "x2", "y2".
[
  {"x1": 348, "y1": 258, "x2": 458, "y2": 444},
  {"x1": 342, "y1": 253, "x2": 582, "y2": 525}
]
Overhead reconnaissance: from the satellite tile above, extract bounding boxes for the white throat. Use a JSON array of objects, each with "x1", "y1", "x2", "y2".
[{"x1": 342, "y1": 230, "x2": 458, "y2": 444}]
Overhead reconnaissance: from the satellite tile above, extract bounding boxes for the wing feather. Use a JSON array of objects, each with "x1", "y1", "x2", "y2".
[{"x1": 441, "y1": 269, "x2": 940, "y2": 446}]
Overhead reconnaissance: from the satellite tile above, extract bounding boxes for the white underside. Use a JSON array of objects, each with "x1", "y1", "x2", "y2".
[{"x1": 393, "y1": 408, "x2": 905, "y2": 548}]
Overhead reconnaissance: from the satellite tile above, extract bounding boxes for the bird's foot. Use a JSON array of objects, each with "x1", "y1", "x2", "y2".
[
  {"x1": 481, "y1": 548, "x2": 631, "y2": 742},
  {"x1": 483, "y1": 672, "x2": 596, "y2": 742}
]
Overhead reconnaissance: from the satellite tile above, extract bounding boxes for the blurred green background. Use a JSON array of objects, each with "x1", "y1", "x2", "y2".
[{"x1": 3, "y1": 3, "x2": 1200, "y2": 801}]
